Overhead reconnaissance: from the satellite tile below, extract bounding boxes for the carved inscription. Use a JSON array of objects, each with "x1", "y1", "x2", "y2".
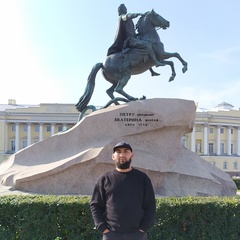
[{"x1": 114, "y1": 112, "x2": 159, "y2": 127}]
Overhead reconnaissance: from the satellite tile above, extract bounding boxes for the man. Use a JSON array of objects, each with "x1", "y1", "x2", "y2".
[
  {"x1": 90, "y1": 142, "x2": 156, "y2": 240},
  {"x1": 107, "y1": 4, "x2": 161, "y2": 76}
]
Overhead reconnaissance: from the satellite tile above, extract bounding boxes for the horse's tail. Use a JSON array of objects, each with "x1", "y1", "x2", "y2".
[{"x1": 75, "y1": 62, "x2": 103, "y2": 112}]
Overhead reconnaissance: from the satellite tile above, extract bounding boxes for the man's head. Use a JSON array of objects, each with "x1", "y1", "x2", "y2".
[
  {"x1": 118, "y1": 4, "x2": 127, "y2": 16},
  {"x1": 113, "y1": 142, "x2": 132, "y2": 153},
  {"x1": 112, "y1": 142, "x2": 134, "y2": 170}
]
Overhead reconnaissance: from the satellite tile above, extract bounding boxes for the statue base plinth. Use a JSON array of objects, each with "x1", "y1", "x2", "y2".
[{"x1": 0, "y1": 98, "x2": 237, "y2": 196}]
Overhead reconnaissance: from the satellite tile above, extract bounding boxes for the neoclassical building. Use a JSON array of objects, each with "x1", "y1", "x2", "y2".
[
  {"x1": 183, "y1": 102, "x2": 240, "y2": 176},
  {"x1": 1, "y1": 99, "x2": 240, "y2": 176},
  {"x1": 0, "y1": 99, "x2": 80, "y2": 162}
]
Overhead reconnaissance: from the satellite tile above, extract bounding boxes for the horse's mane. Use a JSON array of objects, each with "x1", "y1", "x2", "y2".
[{"x1": 136, "y1": 11, "x2": 150, "y2": 34}]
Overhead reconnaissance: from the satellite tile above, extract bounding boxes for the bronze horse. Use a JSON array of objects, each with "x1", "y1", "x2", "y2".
[{"x1": 76, "y1": 10, "x2": 188, "y2": 112}]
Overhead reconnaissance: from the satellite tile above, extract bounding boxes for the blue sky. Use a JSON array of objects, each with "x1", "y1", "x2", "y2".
[{"x1": 1, "y1": 0, "x2": 240, "y2": 109}]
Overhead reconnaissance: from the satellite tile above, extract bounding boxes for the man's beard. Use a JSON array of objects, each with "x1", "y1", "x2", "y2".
[{"x1": 116, "y1": 159, "x2": 132, "y2": 169}]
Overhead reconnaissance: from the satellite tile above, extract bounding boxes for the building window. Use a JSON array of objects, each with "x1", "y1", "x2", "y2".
[
  {"x1": 220, "y1": 143, "x2": 224, "y2": 154},
  {"x1": 46, "y1": 125, "x2": 51, "y2": 132},
  {"x1": 12, "y1": 125, "x2": 16, "y2": 132},
  {"x1": 11, "y1": 140, "x2": 15, "y2": 151},
  {"x1": 22, "y1": 140, "x2": 27, "y2": 148},
  {"x1": 209, "y1": 128, "x2": 214, "y2": 134},
  {"x1": 231, "y1": 144, "x2": 234, "y2": 154},
  {"x1": 231, "y1": 129, "x2": 234, "y2": 134},
  {"x1": 223, "y1": 161, "x2": 227, "y2": 169},
  {"x1": 196, "y1": 142, "x2": 201, "y2": 153},
  {"x1": 220, "y1": 128, "x2": 224, "y2": 134},
  {"x1": 209, "y1": 143, "x2": 214, "y2": 154},
  {"x1": 234, "y1": 162, "x2": 238, "y2": 170},
  {"x1": 23, "y1": 125, "x2": 28, "y2": 132},
  {"x1": 182, "y1": 138, "x2": 187, "y2": 147},
  {"x1": 58, "y1": 125, "x2": 63, "y2": 132},
  {"x1": 34, "y1": 125, "x2": 39, "y2": 132}
]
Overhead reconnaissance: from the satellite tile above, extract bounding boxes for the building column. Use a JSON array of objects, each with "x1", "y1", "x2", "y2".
[
  {"x1": 191, "y1": 126, "x2": 195, "y2": 152},
  {"x1": 217, "y1": 125, "x2": 221, "y2": 155},
  {"x1": 4, "y1": 122, "x2": 8, "y2": 153},
  {"x1": 27, "y1": 123, "x2": 31, "y2": 146},
  {"x1": 63, "y1": 123, "x2": 67, "y2": 131},
  {"x1": 182, "y1": 136, "x2": 187, "y2": 147},
  {"x1": 237, "y1": 127, "x2": 240, "y2": 156},
  {"x1": 203, "y1": 123, "x2": 208, "y2": 155},
  {"x1": 39, "y1": 123, "x2": 43, "y2": 141},
  {"x1": 51, "y1": 123, "x2": 55, "y2": 136},
  {"x1": 228, "y1": 126, "x2": 232, "y2": 155},
  {"x1": 15, "y1": 122, "x2": 20, "y2": 152}
]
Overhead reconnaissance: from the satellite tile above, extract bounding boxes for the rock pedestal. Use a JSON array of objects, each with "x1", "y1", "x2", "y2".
[{"x1": 0, "y1": 98, "x2": 237, "y2": 196}]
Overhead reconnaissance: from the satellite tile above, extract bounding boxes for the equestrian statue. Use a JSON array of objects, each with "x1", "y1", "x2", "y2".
[{"x1": 76, "y1": 4, "x2": 188, "y2": 114}]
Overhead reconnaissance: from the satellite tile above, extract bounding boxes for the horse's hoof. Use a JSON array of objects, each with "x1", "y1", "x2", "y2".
[
  {"x1": 182, "y1": 66, "x2": 188, "y2": 73},
  {"x1": 140, "y1": 95, "x2": 146, "y2": 100},
  {"x1": 169, "y1": 76, "x2": 175, "y2": 82},
  {"x1": 182, "y1": 63, "x2": 188, "y2": 73},
  {"x1": 151, "y1": 72, "x2": 160, "y2": 77}
]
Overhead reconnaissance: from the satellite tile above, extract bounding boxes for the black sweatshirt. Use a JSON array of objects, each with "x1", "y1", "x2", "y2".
[{"x1": 90, "y1": 168, "x2": 156, "y2": 233}]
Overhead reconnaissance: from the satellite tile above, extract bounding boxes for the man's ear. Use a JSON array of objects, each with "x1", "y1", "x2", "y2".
[{"x1": 112, "y1": 153, "x2": 115, "y2": 161}]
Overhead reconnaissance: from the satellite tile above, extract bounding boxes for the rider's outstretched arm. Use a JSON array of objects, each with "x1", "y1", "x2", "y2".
[{"x1": 122, "y1": 13, "x2": 143, "y2": 21}]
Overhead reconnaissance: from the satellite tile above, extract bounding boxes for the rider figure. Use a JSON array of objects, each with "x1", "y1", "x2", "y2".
[{"x1": 107, "y1": 4, "x2": 161, "y2": 76}]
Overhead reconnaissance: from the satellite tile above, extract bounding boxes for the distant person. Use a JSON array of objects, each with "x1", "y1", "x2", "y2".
[
  {"x1": 107, "y1": 3, "x2": 161, "y2": 76},
  {"x1": 90, "y1": 141, "x2": 156, "y2": 240}
]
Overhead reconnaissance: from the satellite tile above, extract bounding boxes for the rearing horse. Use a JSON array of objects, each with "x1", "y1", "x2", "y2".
[
  {"x1": 137, "y1": 10, "x2": 188, "y2": 81},
  {"x1": 76, "y1": 9, "x2": 188, "y2": 112}
]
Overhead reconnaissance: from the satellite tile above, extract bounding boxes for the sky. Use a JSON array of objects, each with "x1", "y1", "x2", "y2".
[{"x1": 0, "y1": 0, "x2": 240, "y2": 109}]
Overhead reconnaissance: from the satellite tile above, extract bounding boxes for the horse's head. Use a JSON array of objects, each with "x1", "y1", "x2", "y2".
[
  {"x1": 137, "y1": 9, "x2": 170, "y2": 34},
  {"x1": 149, "y1": 9, "x2": 170, "y2": 30}
]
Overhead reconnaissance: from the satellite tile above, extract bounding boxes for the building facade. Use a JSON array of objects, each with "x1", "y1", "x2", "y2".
[
  {"x1": 1, "y1": 100, "x2": 240, "y2": 176},
  {"x1": 0, "y1": 99, "x2": 80, "y2": 163},
  {"x1": 183, "y1": 102, "x2": 240, "y2": 177}
]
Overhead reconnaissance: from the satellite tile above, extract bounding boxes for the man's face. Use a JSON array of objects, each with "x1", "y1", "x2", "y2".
[{"x1": 112, "y1": 147, "x2": 134, "y2": 169}]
